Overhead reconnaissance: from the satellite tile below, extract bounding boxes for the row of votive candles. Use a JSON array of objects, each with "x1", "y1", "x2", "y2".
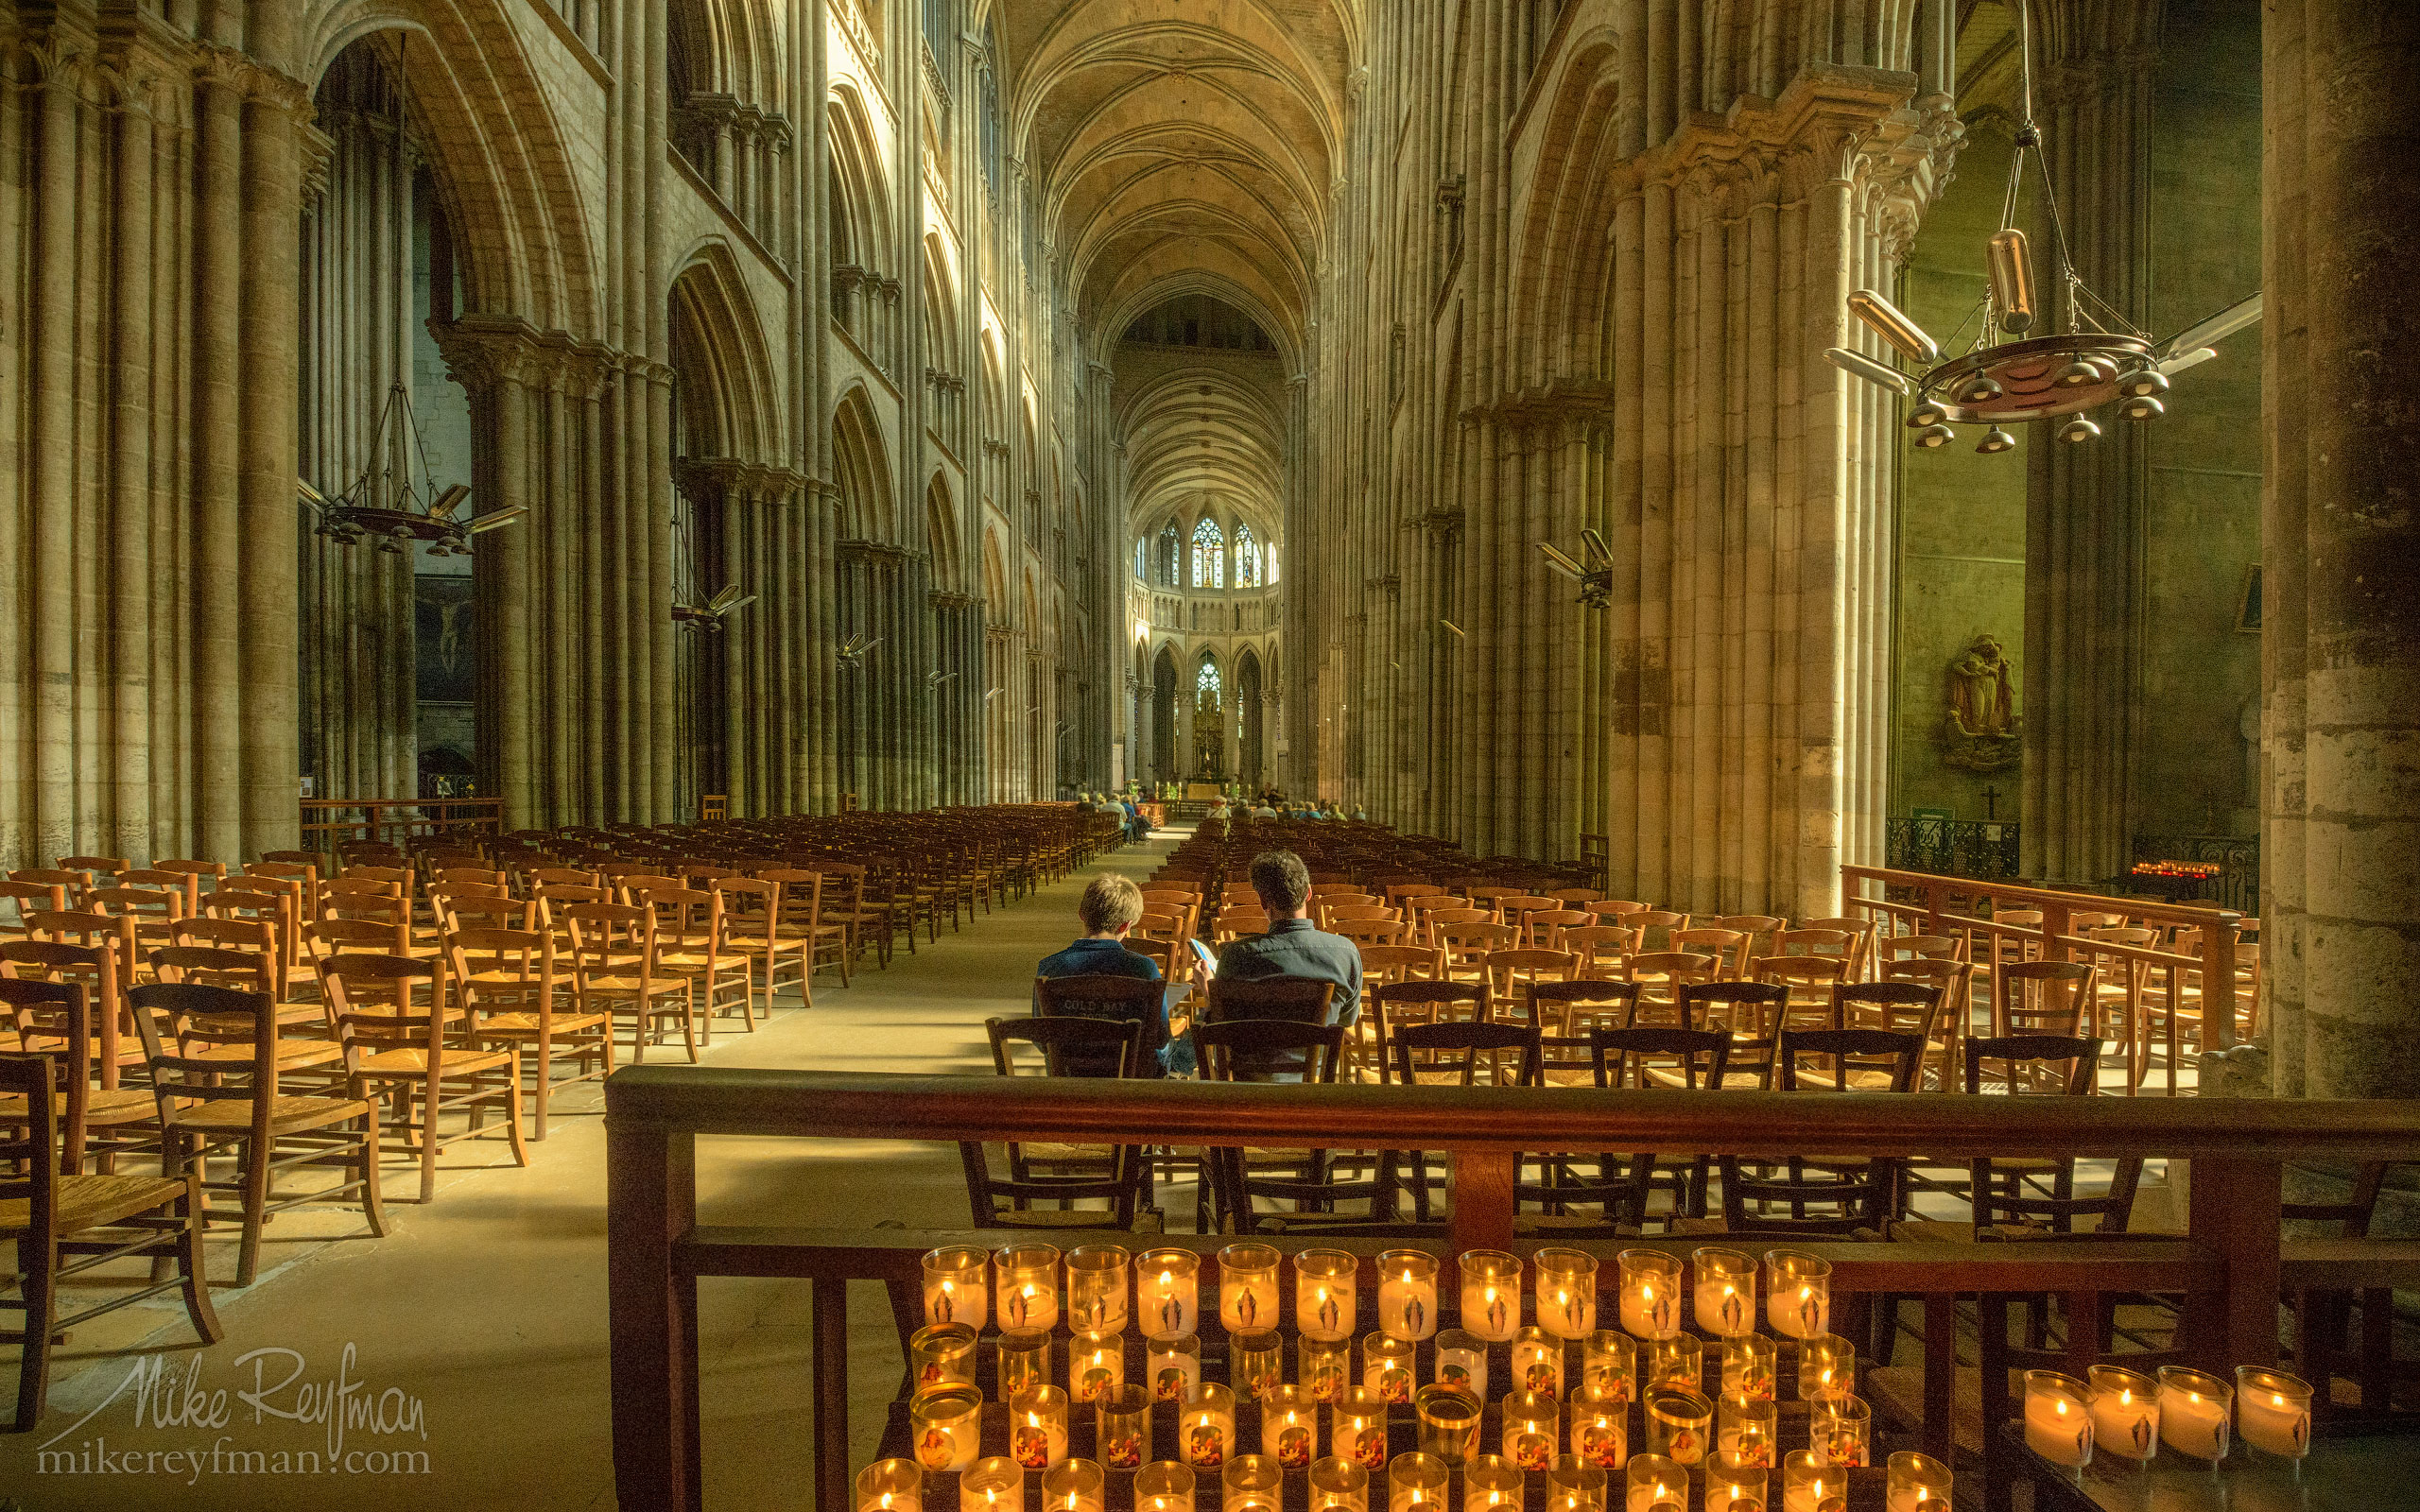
[
  {"x1": 2022, "y1": 1364, "x2": 2313, "y2": 1469},
  {"x1": 863, "y1": 1447, "x2": 1956, "y2": 1512},
  {"x1": 925, "y1": 1245, "x2": 1833, "y2": 1345},
  {"x1": 911, "y1": 1314, "x2": 1860, "y2": 1414}
]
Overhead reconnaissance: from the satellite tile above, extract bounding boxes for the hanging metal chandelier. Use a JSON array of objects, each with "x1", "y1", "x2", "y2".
[
  {"x1": 1826, "y1": 0, "x2": 2260, "y2": 453},
  {"x1": 668, "y1": 513, "x2": 757, "y2": 632},
  {"x1": 299, "y1": 382, "x2": 523, "y2": 555}
]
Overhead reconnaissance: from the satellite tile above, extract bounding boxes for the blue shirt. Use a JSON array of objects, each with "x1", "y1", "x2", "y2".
[{"x1": 1036, "y1": 937, "x2": 1189, "y2": 1075}]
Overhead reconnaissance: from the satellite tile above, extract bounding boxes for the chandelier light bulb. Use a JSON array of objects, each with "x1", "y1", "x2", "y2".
[
  {"x1": 2058, "y1": 416, "x2": 2103, "y2": 443},
  {"x1": 2123, "y1": 395, "x2": 2166, "y2": 421},
  {"x1": 1914, "y1": 423, "x2": 1956, "y2": 449},
  {"x1": 1908, "y1": 402, "x2": 1949, "y2": 429},
  {"x1": 2052, "y1": 360, "x2": 2100, "y2": 388},
  {"x1": 1962, "y1": 376, "x2": 2005, "y2": 404},
  {"x1": 2121, "y1": 369, "x2": 2171, "y2": 400},
  {"x1": 1978, "y1": 426, "x2": 2017, "y2": 454}
]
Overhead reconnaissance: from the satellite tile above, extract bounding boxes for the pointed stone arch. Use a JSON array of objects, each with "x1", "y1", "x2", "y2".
[
  {"x1": 832, "y1": 385, "x2": 894, "y2": 541},
  {"x1": 668, "y1": 242, "x2": 782, "y2": 464}
]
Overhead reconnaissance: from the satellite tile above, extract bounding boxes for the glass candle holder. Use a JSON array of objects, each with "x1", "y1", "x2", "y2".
[
  {"x1": 1098, "y1": 1383, "x2": 1152, "y2": 1470},
  {"x1": 1313, "y1": 1457, "x2": 1373, "y2": 1512},
  {"x1": 1302, "y1": 1336, "x2": 1353, "y2": 1403},
  {"x1": 1332, "y1": 1386, "x2": 1391, "y2": 1471},
  {"x1": 1413, "y1": 1384, "x2": 1483, "y2": 1467},
  {"x1": 2154, "y1": 1366, "x2": 2232, "y2": 1461},
  {"x1": 1535, "y1": 1248, "x2": 1600, "y2": 1339},
  {"x1": 2087, "y1": 1365, "x2": 2160, "y2": 1463},
  {"x1": 1796, "y1": 1334, "x2": 1854, "y2": 1403},
  {"x1": 1567, "y1": 1384, "x2": 1629, "y2": 1470},
  {"x1": 1434, "y1": 1330, "x2": 1489, "y2": 1400},
  {"x1": 1550, "y1": 1456, "x2": 1610, "y2": 1512},
  {"x1": 2022, "y1": 1373, "x2": 2091, "y2": 1470},
  {"x1": 1780, "y1": 1449, "x2": 1842, "y2": 1512},
  {"x1": 1885, "y1": 1450, "x2": 1954, "y2": 1512},
  {"x1": 925, "y1": 1246, "x2": 990, "y2": 1331},
  {"x1": 1042, "y1": 1458, "x2": 1106, "y2": 1512},
  {"x1": 1616, "y1": 1251, "x2": 1682, "y2": 1340},
  {"x1": 1377, "y1": 1250, "x2": 1441, "y2": 1340},
  {"x1": 1647, "y1": 1335, "x2": 1703, "y2": 1393},
  {"x1": 1001, "y1": 1327, "x2": 1054, "y2": 1398},
  {"x1": 910, "y1": 1324, "x2": 979, "y2": 1392},
  {"x1": 1624, "y1": 1454, "x2": 1687, "y2": 1512},
  {"x1": 960, "y1": 1457, "x2": 1022, "y2": 1512},
  {"x1": 1071, "y1": 1331, "x2": 1125, "y2": 1404},
  {"x1": 1811, "y1": 1394, "x2": 1872, "y2": 1470},
  {"x1": 1150, "y1": 1332, "x2": 1202, "y2": 1404},
  {"x1": 1645, "y1": 1386, "x2": 1714, "y2": 1466},
  {"x1": 1067, "y1": 1246, "x2": 1132, "y2": 1335},
  {"x1": 1580, "y1": 1332, "x2": 1634, "y2": 1404},
  {"x1": 1718, "y1": 1395, "x2": 1778, "y2": 1469},
  {"x1": 1136, "y1": 1462, "x2": 1197, "y2": 1512},
  {"x1": 2235, "y1": 1366, "x2": 2313, "y2": 1459},
  {"x1": 1390, "y1": 1452, "x2": 1451, "y2": 1512},
  {"x1": 1458, "y1": 1250, "x2": 1523, "y2": 1343},
  {"x1": 1138, "y1": 1248, "x2": 1201, "y2": 1339},
  {"x1": 1219, "y1": 1243, "x2": 1282, "y2": 1333},
  {"x1": 1512, "y1": 1326, "x2": 1567, "y2": 1399},
  {"x1": 1691, "y1": 1248, "x2": 1756, "y2": 1338},
  {"x1": 1503, "y1": 1390, "x2": 1562, "y2": 1470},
  {"x1": 1011, "y1": 1384, "x2": 1073, "y2": 1470},
  {"x1": 1180, "y1": 1383, "x2": 1236, "y2": 1470},
  {"x1": 1721, "y1": 1336, "x2": 1777, "y2": 1402},
  {"x1": 1366, "y1": 1332, "x2": 1419, "y2": 1403},
  {"x1": 1223, "y1": 1454, "x2": 1284, "y2": 1512},
  {"x1": 998, "y1": 1244, "x2": 1063, "y2": 1332},
  {"x1": 1763, "y1": 1253, "x2": 1830, "y2": 1341},
  {"x1": 1234, "y1": 1329, "x2": 1284, "y2": 1402},
  {"x1": 911, "y1": 1383, "x2": 984, "y2": 1472},
  {"x1": 857, "y1": 1459, "x2": 925, "y2": 1512},
  {"x1": 1465, "y1": 1454, "x2": 1525, "y2": 1512},
  {"x1": 1264, "y1": 1384, "x2": 1318, "y2": 1469},
  {"x1": 1705, "y1": 1451, "x2": 1769, "y2": 1512},
  {"x1": 1298, "y1": 1249, "x2": 1360, "y2": 1343}
]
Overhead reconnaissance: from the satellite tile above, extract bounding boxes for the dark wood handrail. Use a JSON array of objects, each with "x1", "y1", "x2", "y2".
[{"x1": 603, "y1": 1064, "x2": 2420, "y2": 1160}]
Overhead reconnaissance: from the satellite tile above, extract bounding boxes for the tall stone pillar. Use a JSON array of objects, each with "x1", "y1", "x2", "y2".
[{"x1": 2262, "y1": 0, "x2": 2420, "y2": 1099}]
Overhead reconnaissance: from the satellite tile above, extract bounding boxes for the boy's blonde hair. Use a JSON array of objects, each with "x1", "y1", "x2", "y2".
[{"x1": 1079, "y1": 874, "x2": 1145, "y2": 935}]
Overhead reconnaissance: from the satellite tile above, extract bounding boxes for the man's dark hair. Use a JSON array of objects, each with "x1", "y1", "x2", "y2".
[{"x1": 1249, "y1": 850, "x2": 1312, "y2": 916}]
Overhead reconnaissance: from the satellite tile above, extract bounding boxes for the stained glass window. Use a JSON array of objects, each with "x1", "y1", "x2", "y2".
[
  {"x1": 1192, "y1": 518, "x2": 1225, "y2": 589},
  {"x1": 1158, "y1": 522, "x2": 1181, "y2": 586},
  {"x1": 1234, "y1": 524, "x2": 1260, "y2": 587}
]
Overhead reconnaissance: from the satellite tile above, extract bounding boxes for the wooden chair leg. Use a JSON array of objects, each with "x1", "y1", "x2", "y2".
[
  {"x1": 504, "y1": 1055, "x2": 529, "y2": 1167},
  {"x1": 419, "y1": 1078, "x2": 441, "y2": 1202},
  {"x1": 9, "y1": 1234, "x2": 57, "y2": 1431},
  {"x1": 175, "y1": 1173, "x2": 224, "y2": 1344},
  {"x1": 358, "y1": 1103, "x2": 390, "y2": 1238},
  {"x1": 235, "y1": 1134, "x2": 271, "y2": 1286}
]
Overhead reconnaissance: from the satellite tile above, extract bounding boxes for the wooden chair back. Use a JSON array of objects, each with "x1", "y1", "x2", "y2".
[
  {"x1": 1391, "y1": 1022, "x2": 1539, "y2": 1087},
  {"x1": 1520, "y1": 978, "x2": 1640, "y2": 1037},
  {"x1": 1589, "y1": 1025, "x2": 1733, "y2": 1091},
  {"x1": 0, "y1": 978, "x2": 89, "y2": 1168},
  {"x1": 1999, "y1": 959, "x2": 2097, "y2": 1037}
]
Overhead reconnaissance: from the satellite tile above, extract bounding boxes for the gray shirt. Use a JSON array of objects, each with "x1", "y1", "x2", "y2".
[{"x1": 1215, "y1": 919, "x2": 1364, "y2": 1027}]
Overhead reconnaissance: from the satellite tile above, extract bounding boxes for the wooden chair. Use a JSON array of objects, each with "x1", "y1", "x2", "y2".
[
  {"x1": 1194, "y1": 1020, "x2": 1415, "y2": 1236},
  {"x1": 0, "y1": 936, "x2": 137, "y2": 1095},
  {"x1": 1034, "y1": 975, "x2": 1171, "y2": 1080},
  {"x1": 1702, "y1": 915, "x2": 1784, "y2": 975},
  {"x1": 1994, "y1": 959, "x2": 2097, "y2": 1041},
  {"x1": 1753, "y1": 953, "x2": 1852, "y2": 1031},
  {"x1": 631, "y1": 884, "x2": 754, "y2": 1039},
  {"x1": 1586, "y1": 1025, "x2": 1736, "y2": 1226},
  {"x1": 126, "y1": 981, "x2": 389, "y2": 1286},
  {"x1": 1801, "y1": 917, "x2": 1877, "y2": 979},
  {"x1": 449, "y1": 927, "x2": 609, "y2": 1141},
  {"x1": 813, "y1": 862, "x2": 892, "y2": 971},
  {"x1": 1881, "y1": 956, "x2": 1972, "y2": 1087},
  {"x1": 1674, "y1": 981, "x2": 1789, "y2": 1089},
  {"x1": 1438, "y1": 921, "x2": 1518, "y2": 981},
  {"x1": 707, "y1": 878, "x2": 794, "y2": 1013},
  {"x1": 0, "y1": 1044, "x2": 220, "y2": 1431},
  {"x1": 1624, "y1": 951, "x2": 1718, "y2": 1027},
  {"x1": 1557, "y1": 923, "x2": 1639, "y2": 980},
  {"x1": 753, "y1": 868, "x2": 828, "y2": 1004},
  {"x1": 322, "y1": 954, "x2": 526, "y2": 1203},
  {"x1": 1391, "y1": 1022, "x2": 1537, "y2": 1087},
  {"x1": 1216, "y1": 908, "x2": 1275, "y2": 942},
  {"x1": 147, "y1": 947, "x2": 344, "y2": 1074},
  {"x1": 1707, "y1": 1029, "x2": 1924, "y2": 1241},
  {"x1": 1484, "y1": 949, "x2": 1577, "y2": 1024},
  {"x1": 958, "y1": 1016, "x2": 1150, "y2": 1232},
  {"x1": 1372, "y1": 981, "x2": 1489, "y2": 1080},
  {"x1": 1669, "y1": 928, "x2": 1748, "y2": 975},
  {"x1": 1832, "y1": 982, "x2": 1948, "y2": 1089},
  {"x1": 1520, "y1": 979, "x2": 1640, "y2": 1038},
  {"x1": 564, "y1": 902, "x2": 698, "y2": 1063},
  {"x1": 57, "y1": 855, "x2": 131, "y2": 890}
]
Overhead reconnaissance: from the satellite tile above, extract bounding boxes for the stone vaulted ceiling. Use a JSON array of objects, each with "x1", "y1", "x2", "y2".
[{"x1": 998, "y1": 0, "x2": 1360, "y2": 356}]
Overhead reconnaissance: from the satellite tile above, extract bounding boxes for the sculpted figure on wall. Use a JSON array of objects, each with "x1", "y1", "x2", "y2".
[{"x1": 1944, "y1": 633, "x2": 2021, "y2": 772}]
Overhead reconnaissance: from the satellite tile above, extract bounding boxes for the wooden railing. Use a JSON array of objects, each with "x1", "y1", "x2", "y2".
[
  {"x1": 1841, "y1": 863, "x2": 2245, "y2": 1048},
  {"x1": 299, "y1": 796, "x2": 504, "y2": 853},
  {"x1": 603, "y1": 1069, "x2": 2420, "y2": 1512}
]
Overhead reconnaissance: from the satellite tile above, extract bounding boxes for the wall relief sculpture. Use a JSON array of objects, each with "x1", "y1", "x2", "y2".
[{"x1": 1942, "y1": 632, "x2": 2021, "y2": 772}]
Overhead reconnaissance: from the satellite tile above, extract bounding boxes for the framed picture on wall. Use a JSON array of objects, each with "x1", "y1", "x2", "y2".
[{"x1": 2237, "y1": 565, "x2": 2262, "y2": 633}]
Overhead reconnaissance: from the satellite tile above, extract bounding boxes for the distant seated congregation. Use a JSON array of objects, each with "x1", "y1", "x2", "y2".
[{"x1": 0, "y1": 1, "x2": 2416, "y2": 1511}]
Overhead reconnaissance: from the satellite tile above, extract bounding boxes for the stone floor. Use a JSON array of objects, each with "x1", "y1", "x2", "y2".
[{"x1": 0, "y1": 828, "x2": 1181, "y2": 1509}]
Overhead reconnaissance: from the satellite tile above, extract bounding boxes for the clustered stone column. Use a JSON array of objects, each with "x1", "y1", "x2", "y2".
[{"x1": 2259, "y1": 0, "x2": 2420, "y2": 1100}]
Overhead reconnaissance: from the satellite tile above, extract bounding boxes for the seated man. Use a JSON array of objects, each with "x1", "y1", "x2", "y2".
[
  {"x1": 1036, "y1": 874, "x2": 1190, "y2": 1076},
  {"x1": 1212, "y1": 850, "x2": 1363, "y2": 1080}
]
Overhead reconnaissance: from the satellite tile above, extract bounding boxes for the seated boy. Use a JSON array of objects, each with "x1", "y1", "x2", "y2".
[{"x1": 1036, "y1": 874, "x2": 1194, "y2": 1075}]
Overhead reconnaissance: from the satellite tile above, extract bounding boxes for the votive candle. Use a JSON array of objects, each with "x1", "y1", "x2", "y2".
[
  {"x1": 1721, "y1": 1336, "x2": 1776, "y2": 1402},
  {"x1": 909, "y1": 1324, "x2": 978, "y2": 1393},
  {"x1": 2022, "y1": 1373, "x2": 2091, "y2": 1469},
  {"x1": 910, "y1": 1383, "x2": 984, "y2": 1472},
  {"x1": 1435, "y1": 1330, "x2": 1489, "y2": 1400},
  {"x1": 1223, "y1": 1453, "x2": 1283, "y2": 1512},
  {"x1": 1624, "y1": 1454, "x2": 1687, "y2": 1512},
  {"x1": 2234, "y1": 1367, "x2": 2312, "y2": 1459},
  {"x1": 1137, "y1": 1248, "x2": 1200, "y2": 1339},
  {"x1": 1503, "y1": 1391, "x2": 1561, "y2": 1470},
  {"x1": 1098, "y1": 1383, "x2": 1152, "y2": 1470},
  {"x1": 857, "y1": 1458, "x2": 924, "y2": 1512},
  {"x1": 1378, "y1": 1250, "x2": 1440, "y2": 1340},
  {"x1": 1536, "y1": 1248, "x2": 1599, "y2": 1340},
  {"x1": 1691, "y1": 1248, "x2": 1756, "y2": 1338},
  {"x1": 1297, "y1": 1248, "x2": 1360, "y2": 1343},
  {"x1": 1234, "y1": 1329, "x2": 1284, "y2": 1402},
  {"x1": 1180, "y1": 1383, "x2": 1236, "y2": 1470},
  {"x1": 1811, "y1": 1394, "x2": 1872, "y2": 1470},
  {"x1": 1780, "y1": 1449, "x2": 1841, "y2": 1512},
  {"x1": 1616, "y1": 1250, "x2": 1682, "y2": 1341},
  {"x1": 1646, "y1": 1335, "x2": 1702, "y2": 1394},
  {"x1": 1136, "y1": 1462, "x2": 1197, "y2": 1512},
  {"x1": 1884, "y1": 1450, "x2": 1953, "y2": 1512},
  {"x1": 1149, "y1": 1332, "x2": 1202, "y2": 1404},
  {"x1": 1067, "y1": 1246, "x2": 1131, "y2": 1334},
  {"x1": 1797, "y1": 1334, "x2": 1854, "y2": 1403},
  {"x1": 1264, "y1": 1384, "x2": 1317, "y2": 1469},
  {"x1": 1332, "y1": 1386, "x2": 1391, "y2": 1471},
  {"x1": 1042, "y1": 1458, "x2": 1105, "y2": 1512},
  {"x1": 1547, "y1": 1455, "x2": 1609, "y2": 1512},
  {"x1": 2087, "y1": 1365, "x2": 2159, "y2": 1462},
  {"x1": 1219, "y1": 1244, "x2": 1282, "y2": 1333},
  {"x1": 1567, "y1": 1383, "x2": 1628, "y2": 1470},
  {"x1": 998, "y1": 1244, "x2": 1062, "y2": 1332},
  {"x1": 1705, "y1": 1452, "x2": 1769, "y2": 1512},
  {"x1": 925, "y1": 1246, "x2": 990, "y2": 1331},
  {"x1": 1413, "y1": 1384, "x2": 1483, "y2": 1467},
  {"x1": 960, "y1": 1458, "x2": 1021, "y2": 1512},
  {"x1": 1390, "y1": 1452, "x2": 1450, "y2": 1512},
  {"x1": 1366, "y1": 1332, "x2": 1419, "y2": 1403},
  {"x1": 1581, "y1": 1332, "x2": 1634, "y2": 1404},
  {"x1": 1459, "y1": 1250, "x2": 1523, "y2": 1343},
  {"x1": 1313, "y1": 1457, "x2": 1372, "y2": 1512},
  {"x1": 2154, "y1": 1366, "x2": 2231, "y2": 1462},
  {"x1": 1071, "y1": 1331, "x2": 1124, "y2": 1404},
  {"x1": 1011, "y1": 1384, "x2": 1072, "y2": 1470},
  {"x1": 1303, "y1": 1336, "x2": 1352, "y2": 1403},
  {"x1": 1645, "y1": 1386, "x2": 1714, "y2": 1466},
  {"x1": 1763, "y1": 1253, "x2": 1829, "y2": 1341},
  {"x1": 1000, "y1": 1327, "x2": 1053, "y2": 1398},
  {"x1": 1718, "y1": 1395, "x2": 1777, "y2": 1469},
  {"x1": 1465, "y1": 1454, "x2": 1524, "y2": 1512},
  {"x1": 1512, "y1": 1326, "x2": 1567, "y2": 1399}
]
